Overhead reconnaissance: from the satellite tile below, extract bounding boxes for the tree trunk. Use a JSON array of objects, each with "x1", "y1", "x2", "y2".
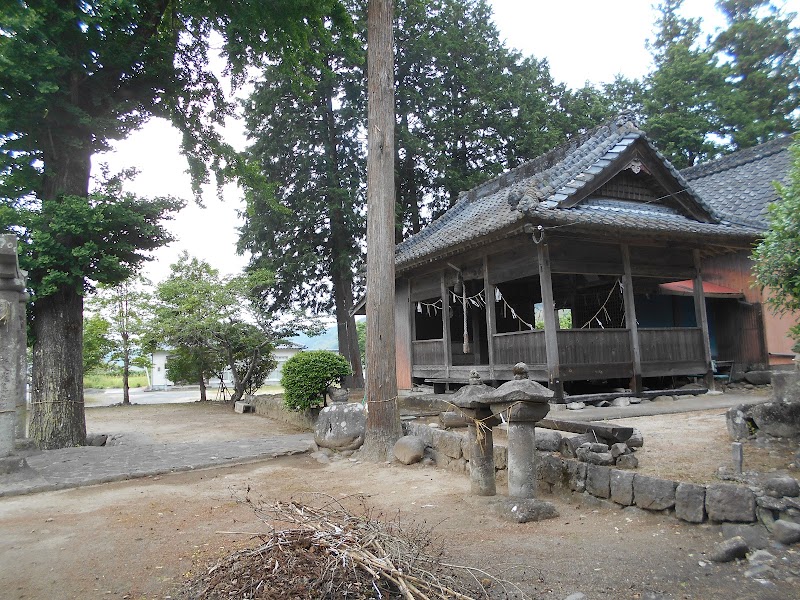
[
  {"x1": 29, "y1": 136, "x2": 92, "y2": 449},
  {"x1": 361, "y1": 0, "x2": 402, "y2": 462},
  {"x1": 30, "y1": 287, "x2": 87, "y2": 449},
  {"x1": 319, "y1": 76, "x2": 365, "y2": 389},
  {"x1": 122, "y1": 331, "x2": 131, "y2": 405}
]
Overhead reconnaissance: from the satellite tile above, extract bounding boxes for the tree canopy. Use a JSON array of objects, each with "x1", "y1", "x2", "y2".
[
  {"x1": 0, "y1": 0, "x2": 351, "y2": 448},
  {"x1": 753, "y1": 141, "x2": 800, "y2": 344}
]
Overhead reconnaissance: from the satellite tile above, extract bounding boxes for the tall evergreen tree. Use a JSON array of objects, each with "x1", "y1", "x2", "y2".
[
  {"x1": 644, "y1": 0, "x2": 727, "y2": 168},
  {"x1": 714, "y1": 0, "x2": 800, "y2": 148},
  {"x1": 238, "y1": 12, "x2": 365, "y2": 387}
]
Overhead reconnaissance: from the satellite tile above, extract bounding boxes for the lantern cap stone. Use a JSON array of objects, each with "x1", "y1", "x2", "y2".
[{"x1": 450, "y1": 371, "x2": 496, "y2": 409}]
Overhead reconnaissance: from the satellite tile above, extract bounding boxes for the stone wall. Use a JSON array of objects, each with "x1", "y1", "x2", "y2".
[
  {"x1": 403, "y1": 421, "x2": 762, "y2": 526},
  {"x1": 249, "y1": 394, "x2": 319, "y2": 431}
]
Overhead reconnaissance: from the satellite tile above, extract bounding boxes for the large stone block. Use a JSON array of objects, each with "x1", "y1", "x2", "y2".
[
  {"x1": 566, "y1": 460, "x2": 586, "y2": 492},
  {"x1": 726, "y1": 405, "x2": 754, "y2": 441},
  {"x1": 771, "y1": 370, "x2": 800, "y2": 403},
  {"x1": 675, "y1": 482, "x2": 706, "y2": 523},
  {"x1": 493, "y1": 444, "x2": 507, "y2": 470},
  {"x1": 706, "y1": 483, "x2": 756, "y2": 523},
  {"x1": 586, "y1": 464, "x2": 611, "y2": 499},
  {"x1": 633, "y1": 475, "x2": 677, "y2": 511},
  {"x1": 431, "y1": 428, "x2": 462, "y2": 459},
  {"x1": 750, "y1": 402, "x2": 800, "y2": 438},
  {"x1": 610, "y1": 469, "x2": 634, "y2": 506},
  {"x1": 314, "y1": 403, "x2": 366, "y2": 451},
  {"x1": 538, "y1": 453, "x2": 564, "y2": 486},
  {"x1": 773, "y1": 519, "x2": 800, "y2": 545}
]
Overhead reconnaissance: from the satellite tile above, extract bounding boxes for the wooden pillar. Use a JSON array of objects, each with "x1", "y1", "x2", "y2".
[
  {"x1": 693, "y1": 249, "x2": 714, "y2": 388},
  {"x1": 441, "y1": 271, "x2": 451, "y2": 379},
  {"x1": 621, "y1": 244, "x2": 643, "y2": 394},
  {"x1": 537, "y1": 241, "x2": 564, "y2": 402},
  {"x1": 483, "y1": 256, "x2": 496, "y2": 380}
]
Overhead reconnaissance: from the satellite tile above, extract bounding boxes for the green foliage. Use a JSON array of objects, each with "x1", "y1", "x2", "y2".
[
  {"x1": 150, "y1": 253, "x2": 319, "y2": 402},
  {"x1": 753, "y1": 141, "x2": 800, "y2": 342},
  {"x1": 82, "y1": 314, "x2": 113, "y2": 373},
  {"x1": 84, "y1": 371, "x2": 148, "y2": 390},
  {"x1": 281, "y1": 350, "x2": 352, "y2": 411},
  {"x1": 356, "y1": 320, "x2": 366, "y2": 366},
  {"x1": 714, "y1": 0, "x2": 800, "y2": 149},
  {"x1": 644, "y1": 0, "x2": 727, "y2": 168}
]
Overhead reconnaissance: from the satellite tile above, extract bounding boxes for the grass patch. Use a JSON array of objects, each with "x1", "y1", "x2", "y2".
[{"x1": 84, "y1": 372, "x2": 149, "y2": 389}]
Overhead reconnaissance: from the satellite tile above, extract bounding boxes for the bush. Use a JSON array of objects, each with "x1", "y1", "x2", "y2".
[{"x1": 281, "y1": 350, "x2": 352, "y2": 411}]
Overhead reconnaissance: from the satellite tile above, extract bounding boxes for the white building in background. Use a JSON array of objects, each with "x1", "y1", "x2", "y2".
[
  {"x1": 265, "y1": 344, "x2": 304, "y2": 385},
  {"x1": 149, "y1": 349, "x2": 173, "y2": 390}
]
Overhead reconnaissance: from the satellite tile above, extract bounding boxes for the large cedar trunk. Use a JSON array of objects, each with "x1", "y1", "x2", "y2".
[
  {"x1": 30, "y1": 287, "x2": 87, "y2": 449},
  {"x1": 332, "y1": 269, "x2": 365, "y2": 389},
  {"x1": 360, "y1": 0, "x2": 402, "y2": 462}
]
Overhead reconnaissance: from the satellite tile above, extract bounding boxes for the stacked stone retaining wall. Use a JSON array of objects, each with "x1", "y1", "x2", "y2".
[
  {"x1": 403, "y1": 421, "x2": 762, "y2": 526},
  {"x1": 249, "y1": 394, "x2": 319, "y2": 431}
]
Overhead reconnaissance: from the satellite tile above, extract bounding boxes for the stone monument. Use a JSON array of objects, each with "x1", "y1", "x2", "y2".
[{"x1": 0, "y1": 234, "x2": 28, "y2": 456}]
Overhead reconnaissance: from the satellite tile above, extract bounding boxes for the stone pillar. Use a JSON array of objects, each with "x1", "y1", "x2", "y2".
[
  {"x1": 468, "y1": 419, "x2": 496, "y2": 496},
  {"x1": 0, "y1": 234, "x2": 27, "y2": 456},
  {"x1": 506, "y1": 421, "x2": 538, "y2": 498}
]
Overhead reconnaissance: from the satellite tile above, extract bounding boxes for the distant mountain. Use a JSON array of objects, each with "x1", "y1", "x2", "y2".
[{"x1": 290, "y1": 325, "x2": 339, "y2": 351}]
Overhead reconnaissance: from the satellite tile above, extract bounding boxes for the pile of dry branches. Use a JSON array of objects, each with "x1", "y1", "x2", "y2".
[{"x1": 182, "y1": 493, "x2": 518, "y2": 599}]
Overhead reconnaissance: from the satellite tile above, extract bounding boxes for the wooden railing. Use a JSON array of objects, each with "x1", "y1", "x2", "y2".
[
  {"x1": 640, "y1": 327, "x2": 705, "y2": 363},
  {"x1": 492, "y1": 330, "x2": 546, "y2": 365},
  {"x1": 412, "y1": 339, "x2": 445, "y2": 365},
  {"x1": 557, "y1": 329, "x2": 632, "y2": 364}
]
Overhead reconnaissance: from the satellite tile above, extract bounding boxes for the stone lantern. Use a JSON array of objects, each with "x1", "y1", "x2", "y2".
[
  {"x1": 450, "y1": 371, "x2": 501, "y2": 496},
  {"x1": 482, "y1": 363, "x2": 553, "y2": 499}
]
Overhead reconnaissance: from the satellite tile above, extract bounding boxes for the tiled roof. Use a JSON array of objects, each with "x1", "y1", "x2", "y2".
[
  {"x1": 681, "y1": 136, "x2": 793, "y2": 229},
  {"x1": 395, "y1": 115, "x2": 761, "y2": 270}
]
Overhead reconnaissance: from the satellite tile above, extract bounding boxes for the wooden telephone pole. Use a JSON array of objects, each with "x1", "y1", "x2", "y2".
[{"x1": 361, "y1": 0, "x2": 403, "y2": 461}]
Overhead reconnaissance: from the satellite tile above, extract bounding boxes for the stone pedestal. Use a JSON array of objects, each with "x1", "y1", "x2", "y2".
[
  {"x1": 468, "y1": 422, "x2": 496, "y2": 496},
  {"x1": 506, "y1": 421, "x2": 537, "y2": 498},
  {"x1": 0, "y1": 235, "x2": 27, "y2": 457},
  {"x1": 772, "y1": 370, "x2": 800, "y2": 403}
]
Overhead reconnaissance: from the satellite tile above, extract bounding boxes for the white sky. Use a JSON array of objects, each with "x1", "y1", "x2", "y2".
[{"x1": 93, "y1": 0, "x2": 740, "y2": 285}]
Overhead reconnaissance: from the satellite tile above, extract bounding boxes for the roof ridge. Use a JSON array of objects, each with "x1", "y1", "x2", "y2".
[
  {"x1": 682, "y1": 136, "x2": 794, "y2": 180},
  {"x1": 461, "y1": 114, "x2": 641, "y2": 204}
]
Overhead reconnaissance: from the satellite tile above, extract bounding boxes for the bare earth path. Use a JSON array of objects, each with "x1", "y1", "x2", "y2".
[{"x1": 0, "y1": 401, "x2": 798, "y2": 600}]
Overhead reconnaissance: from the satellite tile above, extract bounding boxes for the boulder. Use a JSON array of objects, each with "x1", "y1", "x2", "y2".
[
  {"x1": 326, "y1": 385, "x2": 349, "y2": 403},
  {"x1": 535, "y1": 428, "x2": 562, "y2": 452},
  {"x1": 576, "y1": 447, "x2": 614, "y2": 466},
  {"x1": 566, "y1": 402, "x2": 585, "y2": 410},
  {"x1": 610, "y1": 397, "x2": 630, "y2": 407},
  {"x1": 393, "y1": 436, "x2": 426, "y2": 465},
  {"x1": 314, "y1": 403, "x2": 366, "y2": 451},
  {"x1": 705, "y1": 483, "x2": 756, "y2": 523},
  {"x1": 628, "y1": 396, "x2": 643, "y2": 404},
  {"x1": 438, "y1": 411, "x2": 470, "y2": 428},
  {"x1": 633, "y1": 475, "x2": 677, "y2": 511},
  {"x1": 610, "y1": 442, "x2": 630, "y2": 458},
  {"x1": 743, "y1": 370, "x2": 771, "y2": 386},
  {"x1": 751, "y1": 402, "x2": 800, "y2": 438},
  {"x1": 763, "y1": 475, "x2": 800, "y2": 498},
  {"x1": 615, "y1": 454, "x2": 639, "y2": 469},
  {"x1": 726, "y1": 405, "x2": 754, "y2": 441},
  {"x1": 625, "y1": 428, "x2": 644, "y2": 449},
  {"x1": 772, "y1": 519, "x2": 800, "y2": 545},
  {"x1": 708, "y1": 536, "x2": 749, "y2": 563}
]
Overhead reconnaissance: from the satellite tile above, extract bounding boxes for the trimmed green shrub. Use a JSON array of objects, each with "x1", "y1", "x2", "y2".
[{"x1": 281, "y1": 350, "x2": 352, "y2": 411}]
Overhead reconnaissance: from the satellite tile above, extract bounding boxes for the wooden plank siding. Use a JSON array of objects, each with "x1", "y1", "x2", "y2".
[
  {"x1": 557, "y1": 329, "x2": 633, "y2": 380},
  {"x1": 493, "y1": 330, "x2": 546, "y2": 365},
  {"x1": 395, "y1": 278, "x2": 413, "y2": 389},
  {"x1": 412, "y1": 339, "x2": 445, "y2": 366}
]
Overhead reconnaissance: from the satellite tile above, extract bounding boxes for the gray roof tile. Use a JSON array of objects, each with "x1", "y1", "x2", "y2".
[
  {"x1": 681, "y1": 137, "x2": 793, "y2": 229},
  {"x1": 395, "y1": 115, "x2": 765, "y2": 270}
]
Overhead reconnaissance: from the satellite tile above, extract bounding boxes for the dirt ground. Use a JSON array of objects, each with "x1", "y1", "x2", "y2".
[{"x1": 1, "y1": 402, "x2": 799, "y2": 600}]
